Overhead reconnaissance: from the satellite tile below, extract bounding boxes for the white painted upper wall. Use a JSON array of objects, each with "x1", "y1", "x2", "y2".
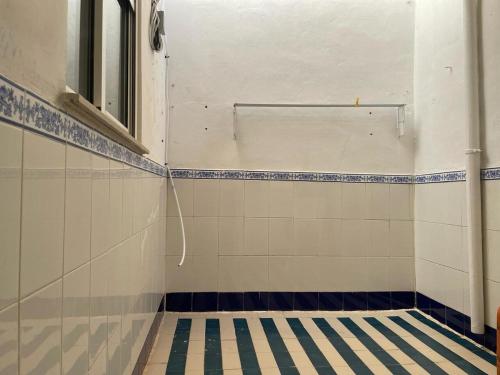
[
  {"x1": 480, "y1": 0, "x2": 500, "y2": 169},
  {"x1": 414, "y1": 0, "x2": 500, "y2": 173},
  {"x1": 0, "y1": 0, "x2": 167, "y2": 165},
  {"x1": 165, "y1": 0, "x2": 415, "y2": 173}
]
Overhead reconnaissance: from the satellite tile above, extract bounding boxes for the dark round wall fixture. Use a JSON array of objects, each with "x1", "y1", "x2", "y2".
[{"x1": 149, "y1": 0, "x2": 163, "y2": 52}]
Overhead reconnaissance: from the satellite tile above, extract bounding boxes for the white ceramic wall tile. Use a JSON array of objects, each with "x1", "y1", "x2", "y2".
[
  {"x1": 389, "y1": 220, "x2": 414, "y2": 257},
  {"x1": 268, "y1": 218, "x2": 294, "y2": 255},
  {"x1": 194, "y1": 179, "x2": 220, "y2": 216},
  {"x1": 416, "y1": 258, "x2": 466, "y2": 313},
  {"x1": 192, "y1": 217, "x2": 218, "y2": 255},
  {"x1": 366, "y1": 183, "x2": 390, "y2": 219},
  {"x1": 122, "y1": 164, "x2": 135, "y2": 238},
  {"x1": 389, "y1": 184, "x2": 412, "y2": 220},
  {"x1": 219, "y1": 180, "x2": 244, "y2": 216},
  {"x1": 160, "y1": 179, "x2": 168, "y2": 218},
  {"x1": 317, "y1": 182, "x2": 342, "y2": 219},
  {"x1": 167, "y1": 178, "x2": 194, "y2": 217},
  {"x1": 365, "y1": 257, "x2": 390, "y2": 291},
  {"x1": 316, "y1": 257, "x2": 345, "y2": 291},
  {"x1": 88, "y1": 348, "x2": 106, "y2": 375},
  {"x1": 218, "y1": 256, "x2": 268, "y2": 292},
  {"x1": 388, "y1": 257, "x2": 415, "y2": 291},
  {"x1": 64, "y1": 145, "x2": 92, "y2": 273},
  {"x1": 21, "y1": 131, "x2": 65, "y2": 297},
  {"x1": 291, "y1": 257, "x2": 322, "y2": 291},
  {"x1": 0, "y1": 107, "x2": 166, "y2": 375},
  {"x1": 340, "y1": 219, "x2": 369, "y2": 257},
  {"x1": 367, "y1": 220, "x2": 390, "y2": 257},
  {"x1": 483, "y1": 180, "x2": 500, "y2": 230},
  {"x1": 91, "y1": 154, "x2": 110, "y2": 259},
  {"x1": 132, "y1": 171, "x2": 147, "y2": 233},
  {"x1": 0, "y1": 303, "x2": 18, "y2": 374},
  {"x1": 89, "y1": 254, "x2": 108, "y2": 366},
  {"x1": 442, "y1": 266, "x2": 467, "y2": 313},
  {"x1": 244, "y1": 180, "x2": 270, "y2": 217},
  {"x1": 62, "y1": 264, "x2": 90, "y2": 375},
  {"x1": 268, "y1": 181, "x2": 293, "y2": 217},
  {"x1": 0, "y1": 121, "x2": 22, "y2": 309},
  {"x1": 415, "y1": 221, "x2": 465, "y2": 271},
  {"x1": 107, "y1": 245, "x2": 123, "y2": 340},
  {"x1": 317, "y1": 257, "x2": 368, "y2": 292},
  {"x1": 109, "y1": 160, "x2": 124, "y2": 247},
  {"x1": 317, "y1": 219, "x2": 342, "y2": 256},
  {"x1": 107, "y1": 330, "x2": 122, "y2": 375},
  {"x1": 244, "y1": 217, "x2": 269, "y2": 255},
  {"x1": 414, "y1": 182, "x2": 463, "y2": 225},
  {"x1": 415, "y1": 258, "x2": 443, "y2": 303},
  {"x1": 218, "y1": 217, "x2": 244, "y2": 254},
  {"x1": 484, "y1": 279, "x2": 500, "y2": 327},
  {"x1": 293, "y1": 218, "x2": 320, "y2": 255},
  {"x1": 20, "y1": 279, "x2": 62, "y2": 375},
  {"x1": 191, "y1": 256, "x2": 219, "y2": 292},
  {"x1": 341, "y1": 183, "x2": 367, "y2": 219},
  {"x1": 268, "y1": 256, "x2": 321, "y2": 291},
  {"x1": 267, "y1": 256, "x2": 294, "y2": 291},
  {"x1": 484, "y1": 229, "x2": 500, "y2": 282},
  {"x1": 293, "y1": 181, "x2": 321, "y2": 218}
]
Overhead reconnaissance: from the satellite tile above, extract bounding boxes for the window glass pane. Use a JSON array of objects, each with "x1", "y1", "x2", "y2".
[
  {"x1": 105, "y1": 0, "x2": 127, "y2": 125},
  {"x1": 66, "y1": 0, "x2": 92, "y2": 99}
]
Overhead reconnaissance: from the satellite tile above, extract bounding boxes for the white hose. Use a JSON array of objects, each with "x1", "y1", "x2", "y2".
[
  {"x1": 160, "y1": 19, "x2": 186, "y2": 267},
  {"x1": 166, "y1": 165, "x2": 186, "y2": 267}
]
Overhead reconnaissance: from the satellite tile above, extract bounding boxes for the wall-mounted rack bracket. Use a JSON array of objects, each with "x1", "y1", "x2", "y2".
[{"x1": 232, "y1": 102, "x2": 407, "y2": 140}]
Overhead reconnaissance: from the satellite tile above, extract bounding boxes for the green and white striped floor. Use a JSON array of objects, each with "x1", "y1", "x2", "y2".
[{"x1": 144, "y1": 310, "x2": 497, "y2": 375}]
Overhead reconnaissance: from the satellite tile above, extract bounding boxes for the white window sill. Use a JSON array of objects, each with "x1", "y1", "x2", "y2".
[{"x1": 61, "y1": 92, "x2": 149, "y2": 155}]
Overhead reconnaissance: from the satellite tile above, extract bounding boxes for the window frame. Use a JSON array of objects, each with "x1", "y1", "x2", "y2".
[
  {"x1": 65, "y1": 0, "x2": 139, "y2": 140},
  {"x1": 65, "y1": 0, "x2": 94, "y2": 102},
  {"x1": 93, "y1": 0, "x2": 136, "y2": 135}
]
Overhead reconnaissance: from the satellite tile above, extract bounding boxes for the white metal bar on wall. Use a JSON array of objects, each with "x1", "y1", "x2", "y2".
[{"x1": 232, "y1": 103, "x2": 407, "y2": 140}]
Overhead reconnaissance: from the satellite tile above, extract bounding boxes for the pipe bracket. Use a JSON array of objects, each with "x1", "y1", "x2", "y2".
[{"x1": 465, "y1": 148, "x2": 482, "y2": 154}]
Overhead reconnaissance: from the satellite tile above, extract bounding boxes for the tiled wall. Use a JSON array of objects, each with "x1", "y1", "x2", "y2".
[
  {"x1": 415, "y1": 180, "x2": 500, "y2": 331},
  {"x1": 165, "y1": 177, "x2": 415, "y2": 294},
  {"x1": 0, "y1": 121, "x2": 167, "y2": 374},
  {"x1": 483, "y1": 180, "x2": 500, "y2": 329}
]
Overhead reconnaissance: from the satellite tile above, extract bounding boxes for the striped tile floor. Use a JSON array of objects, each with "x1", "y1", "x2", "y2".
[{"x1": 144, "y1": 310, "x2": 497, "y2": 375}]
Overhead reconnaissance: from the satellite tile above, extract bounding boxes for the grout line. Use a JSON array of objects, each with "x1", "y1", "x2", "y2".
[
  {"x1": 60, "y1": 136, "x2": 68, "y2": 373},
  {"x1": 17, "y1": 96, "x2": 26, "y2": 374}
]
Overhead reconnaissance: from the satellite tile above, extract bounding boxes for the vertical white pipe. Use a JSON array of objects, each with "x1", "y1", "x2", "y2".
[{"x1": 463, "y1": 0, "x2": 484, "y2": 334}]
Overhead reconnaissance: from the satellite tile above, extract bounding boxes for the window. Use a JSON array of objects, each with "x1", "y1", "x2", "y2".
[
  {"x1": 66, "y1": 0, "x2": 93, "y2": 101},
  {"x1": 66, "y1": 0, "x2": 136, "y2": 134}
]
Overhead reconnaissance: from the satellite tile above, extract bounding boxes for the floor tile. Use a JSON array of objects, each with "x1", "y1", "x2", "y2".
[{"x1": 147, "y1": 310, "x2": 497, "y2": 375}]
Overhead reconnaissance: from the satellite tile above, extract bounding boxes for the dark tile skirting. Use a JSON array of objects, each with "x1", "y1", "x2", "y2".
[
  {"x1": 133, "y1": 296, "x2": 165, "y2": 375},
  {"x1": 416, "y1": 292, "x2": 497, "y2": 353},
  {"x1": 165, "y1": 291, "x2": 415, "y2": 313}
]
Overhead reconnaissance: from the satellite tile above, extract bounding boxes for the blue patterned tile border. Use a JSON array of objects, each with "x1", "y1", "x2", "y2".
[
  {"x1": 220, "y1": 170, "x2": 245, "y2": 180},
  {"x1": 414, "y1": 170, "x2": 466, "y2": 184},
  {"x1": 0, "y1": 73, "x2": 166, "y2": 177},
  {"x1": 170, "y1": 168, "x2": 500, "y2": 183},
  {"x1": 171, "y1": 169, "x2": 415, "y2": 183},
  {"x1": 481, "y1": 167, "x2": 500, "y2": 180},
  {"x1": 317, "y1": 173, "x2": 343, "y2": 182}
]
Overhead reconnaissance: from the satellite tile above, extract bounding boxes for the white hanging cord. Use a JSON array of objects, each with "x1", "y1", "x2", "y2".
[
  {"x1": 162, "y1": 28, "x2": 186, "y2": 267},
  {"x1": 149, "y1": 0, "x2": 162, "y2": 51},
  {"x1": 166, "y1": 165, "x2": 186, "y2": 267}
]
